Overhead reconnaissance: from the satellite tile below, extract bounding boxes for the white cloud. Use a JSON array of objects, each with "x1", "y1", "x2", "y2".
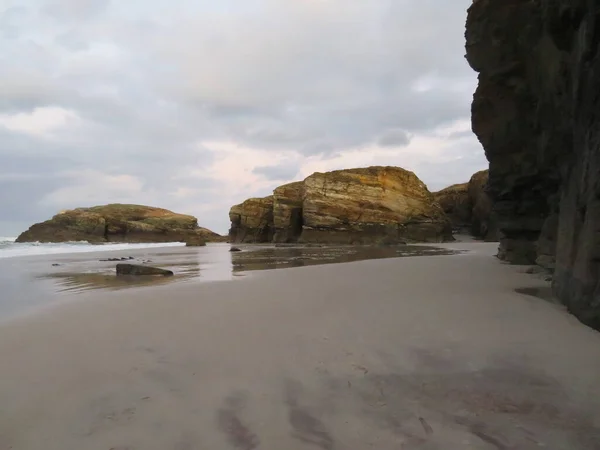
[
  {"x1": 41, "y1": 170, "x2": 144, "y2": 208},
  {"x1": 0, "y1": 0, "x2": 487, "y2": 236},
  {"x1": 0, "y1": 106, "x2": 80, "y2": 136}
]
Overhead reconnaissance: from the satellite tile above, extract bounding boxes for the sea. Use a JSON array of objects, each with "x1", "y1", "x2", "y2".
[
  {"x1": 0, "y1": 236, "x2": 460, "y2": 321},
  {"x1": 0, "y1": 237, "x2": 185, "y2": 259}
]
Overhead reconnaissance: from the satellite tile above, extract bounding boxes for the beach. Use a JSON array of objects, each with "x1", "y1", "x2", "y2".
[{"x1": 1, "y1": 242, "x2": 599, "y2": 449}]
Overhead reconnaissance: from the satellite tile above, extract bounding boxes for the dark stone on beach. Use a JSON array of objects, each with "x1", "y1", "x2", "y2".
[
  {"x1": 185, "y1": 237, "x2": 207, "y2": 247},
  {"x1": 52, "y1": 263, "x2": 61, "y2": 266},
  {"x1": 116, "y1": 263, "x2": 173, "y2": 277},
  {"x1": 230, "y1": 247, "x2": 242, "y2": 252}
]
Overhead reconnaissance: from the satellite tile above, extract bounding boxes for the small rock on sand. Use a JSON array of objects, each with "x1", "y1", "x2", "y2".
[{"x1": 116, "y1": 263, "x2": 173, "y2": 277}]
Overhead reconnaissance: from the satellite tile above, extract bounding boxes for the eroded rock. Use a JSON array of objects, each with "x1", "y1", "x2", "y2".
[
  {"x1": 228, "y1": 197, "x2": 275, "y2": 243},
  {"x1": 466, "y1": 0, "x2": 600, "y2": 329},
  {"x1": 229, "y1": 166, "x2": 452, "y2": 244},
  {"x1": 273, "y1": 181, "x2": 304, "y2": 243},
  {"x1": 185, "y1": 237, "x2": 207, "y2": 247},
  {"x1": 116, "y1": 264, "x2": 173, "y2": 276},
  {"x1": 16, "y1": 204, "x2": 224, "y2": 244},
  {"x1": 433, "y1": 183, "x2": 471, "y2": 230}
]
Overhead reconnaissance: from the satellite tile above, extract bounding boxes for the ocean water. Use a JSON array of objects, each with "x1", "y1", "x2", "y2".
[
  {"x1": 0, "y1": 237, "x2": 185, "y2": 259},
  {"x1": 0, "y1": 238, "x2": 462, "y2": 321}
]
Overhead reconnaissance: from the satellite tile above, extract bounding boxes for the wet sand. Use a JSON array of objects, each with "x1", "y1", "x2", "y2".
[
  {"x1": 1, "y1": 242, "x2": 599, "y2": 449},
  {"x1": 0, "y1": 242, "x2": 459, "y2": 318}
]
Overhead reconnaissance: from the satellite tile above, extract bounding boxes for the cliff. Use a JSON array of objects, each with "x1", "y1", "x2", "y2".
[
  {"x1": 433, "y1": 183, "x2": 471, "y2": 230},
  {"x1": 229, "y1": 166, "x2": 453, "y2": 245},
  {"x1": 433, "y1": 170, "x2": 498, "y2": 241},
  {"x1": 16, "y1": 204, "x2": 224, "y2": 243},
  {"x1": 466, "y1": 0, "x2": 600, "y2": 329},
  {"x1": 229, "y1": 197, "x2": 275, "y2": 243}
]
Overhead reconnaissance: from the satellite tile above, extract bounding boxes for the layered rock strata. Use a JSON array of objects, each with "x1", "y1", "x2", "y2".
[
  {"x1": 16, "y1": 204, "x2": 223, "y2": 243},
  {"x1": 466, "y1": 0, "x2": 600, "y2": 329},
  {"x1": 229, "y1": 166, "x2": 453, "y2": 245}
]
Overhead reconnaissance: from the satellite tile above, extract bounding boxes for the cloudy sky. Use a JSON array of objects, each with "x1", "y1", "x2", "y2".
[{"x1": 0, "y1": 0, "x2": 485, "y2": 235}]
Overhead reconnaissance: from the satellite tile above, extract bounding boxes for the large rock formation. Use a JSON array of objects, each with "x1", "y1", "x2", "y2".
[
  {"x1": 16, "y1": 204, "x2": 224, "y2": 243},
  {"x1": 468, "y1": 170, "x2": 498, "y2": 240},
  {"x1": 228, "y1": 196, "x2": 275, "y2": 243},
  {"x1": 229, "y1": 166, "x2": 453, "y2": 245},
  {"x1": 433, "y1": 170, "x2": 498, "y2": 241},
  {"x1": 466, "y1": 0, "x2": 600, "y2": 329},
  {"x1": 433, "y1": 183, "x2": 471, "y2": 230},
  {"x1": 272, "y1": 182, "x2": 304, "y2": 243}
]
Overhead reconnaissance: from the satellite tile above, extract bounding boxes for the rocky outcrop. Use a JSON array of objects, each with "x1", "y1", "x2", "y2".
[
  {"x1": 116, "y1": 263, "x2": 173, "y2": 276},
  {"x1": 433, "y1": 170, "x2": 498, "y2": 241},
  {"x1": 185, "y1": 236, "x2": 206, "y2": 247},
  {"x1": 16, "y1": 204, "x2": 224, "y2": 244},
  {"x1": 467, "y1": 170, "x2": 498, "y2": 241},
  {"x1": 273, "y1": 182, "x2": 304, "y2": 243},
  {"x1": 229, "y1": 166, "x2": 453, "y2": 245},
  {"x1": 228, "y1": 196, "x2": 275, "y2": 243},
  {"x1": 466, "y1": 0, "x2": 600, "y2": 329},
  {"x1": 433, "y1": 183, "x2": 471, "y2": 230}
]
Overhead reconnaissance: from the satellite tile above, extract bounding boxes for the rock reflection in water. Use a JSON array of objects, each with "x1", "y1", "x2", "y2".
[
  {"x1": 39, "y1": 244, "x2": 461, "y2": 293},
  {"x1": 231, "y1": 245, "x2": 460, "y2": 273},
  {"x1": 41, "y1": 264, "x2": 200, "y2": 293}
]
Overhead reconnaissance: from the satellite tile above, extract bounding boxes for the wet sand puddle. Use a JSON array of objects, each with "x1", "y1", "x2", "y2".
[{"x1": 39, "y1": 244, "x2": 463, "y2": 293}]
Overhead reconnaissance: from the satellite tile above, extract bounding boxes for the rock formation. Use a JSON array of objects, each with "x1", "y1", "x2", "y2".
[
  {"x1": 229, "y1": 166, "x2": 453, "y2": 245},
  {"x1": 467, "y1": 170, "x2": 498, "y2": 241},
  {"x1": 16, "y1": 204, "x2": 224, "y2": 244},
  {"x1": 228, "y1": 197, "x2": 275, "y2": 243},
  {"x1": 433, "y1": 183, "x2": 471, "y2": 230},
  {"x1": 185, "y1": 236, "x2": 207, "y2": 247},
  {"x1": 433, "y1": 170, "x2": 498, "y2": 241},
  {"x1": 116, "y1": 263, "x2": 173, "y2": 276},
  {"x1": 272, "y1": 182, "x2": 304, "y2": 243},
  {"x1": 466, "y1": 0, "x2": 600, "y2": 329}
]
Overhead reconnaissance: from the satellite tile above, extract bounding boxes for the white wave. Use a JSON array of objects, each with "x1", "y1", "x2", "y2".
[{"x1": 0, "y1": 241, "x2": 185, "y2": 259}]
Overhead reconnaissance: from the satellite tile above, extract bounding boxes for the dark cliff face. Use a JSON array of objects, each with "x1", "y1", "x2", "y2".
[
  {"x1": 466, "y1": 0, "x2": 600, "y2": 329},
  {"x1": 433, "y1": 170, "x2": 498, "y2": 241}
]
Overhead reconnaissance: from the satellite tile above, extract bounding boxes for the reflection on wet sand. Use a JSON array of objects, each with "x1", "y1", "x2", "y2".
[
  {"x1": 230, "y1": 245, "x2": 461, "y2": 272},
  {"x1": 42, "y1": 264, "x2": 201, "y2": 292},
  {"x1": 40, "y1": 244, "x2": 462, "y2": 293}
]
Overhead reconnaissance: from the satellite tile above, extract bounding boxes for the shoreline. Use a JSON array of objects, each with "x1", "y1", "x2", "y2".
[{"x1": 1, "y1": 242, "x2": 599, "y2": 448}]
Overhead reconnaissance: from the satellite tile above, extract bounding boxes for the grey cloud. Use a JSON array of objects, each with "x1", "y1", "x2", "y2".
[
  {"x1": 42, "y1": 0, "x2": 110, "y2": 21},
  {"x1": 54, "y1": 30, "x2": 90, "y2": 51},
  {"x1": 0, "y1": 0, "x2": 481, "y2": 234},
  {"x1": 252, "y1": 164, "x2": 300, "y2": 182},
  {"x1": 378, "y1": 130, "x2": 411, "y2": 148},
  {"x1": 417, "y1": 140, "x2": 489, "y2": 192}
]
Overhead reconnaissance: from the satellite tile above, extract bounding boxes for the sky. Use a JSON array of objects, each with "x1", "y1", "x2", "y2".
[{"x1": 0, "y1": 0, "x2": 486, "y2": 235}]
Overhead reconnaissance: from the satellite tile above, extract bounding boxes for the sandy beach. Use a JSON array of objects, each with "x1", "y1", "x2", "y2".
[{"x1": 1, "y1": 242, "x2": 599, "y2": 449}]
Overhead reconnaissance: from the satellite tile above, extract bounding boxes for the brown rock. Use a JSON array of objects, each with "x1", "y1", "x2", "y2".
[
  {"x1": 273, "y1": 181, "x2": 304, "y2": 243},
  {"x1": 467, "y1": 170, "x2": 498, "y2": 241},
  {"x1": 116, "y1": 264, "x2": 173, "y2": 276},
  {"x1": 228, "y1": 197, "x2": 274, "y2": 243},
  {"x1": 466, "y1": 0, "x2": 600, "y2": 329},
  {"x1": 433, "y1": 183, "x2": 470, "y2": 230},
  {"x1": 16, "y1": 204, "x2": 224, "y2": 244},
  {"x1": 228, "y1": 166, "x2": 453, "y2": 245},
  {"x1": 300, "y1": 167, "x2": 452, "y2": 244},
  {"x1": 185, "y1": 236, "x2": 207, "y2": 247}
]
